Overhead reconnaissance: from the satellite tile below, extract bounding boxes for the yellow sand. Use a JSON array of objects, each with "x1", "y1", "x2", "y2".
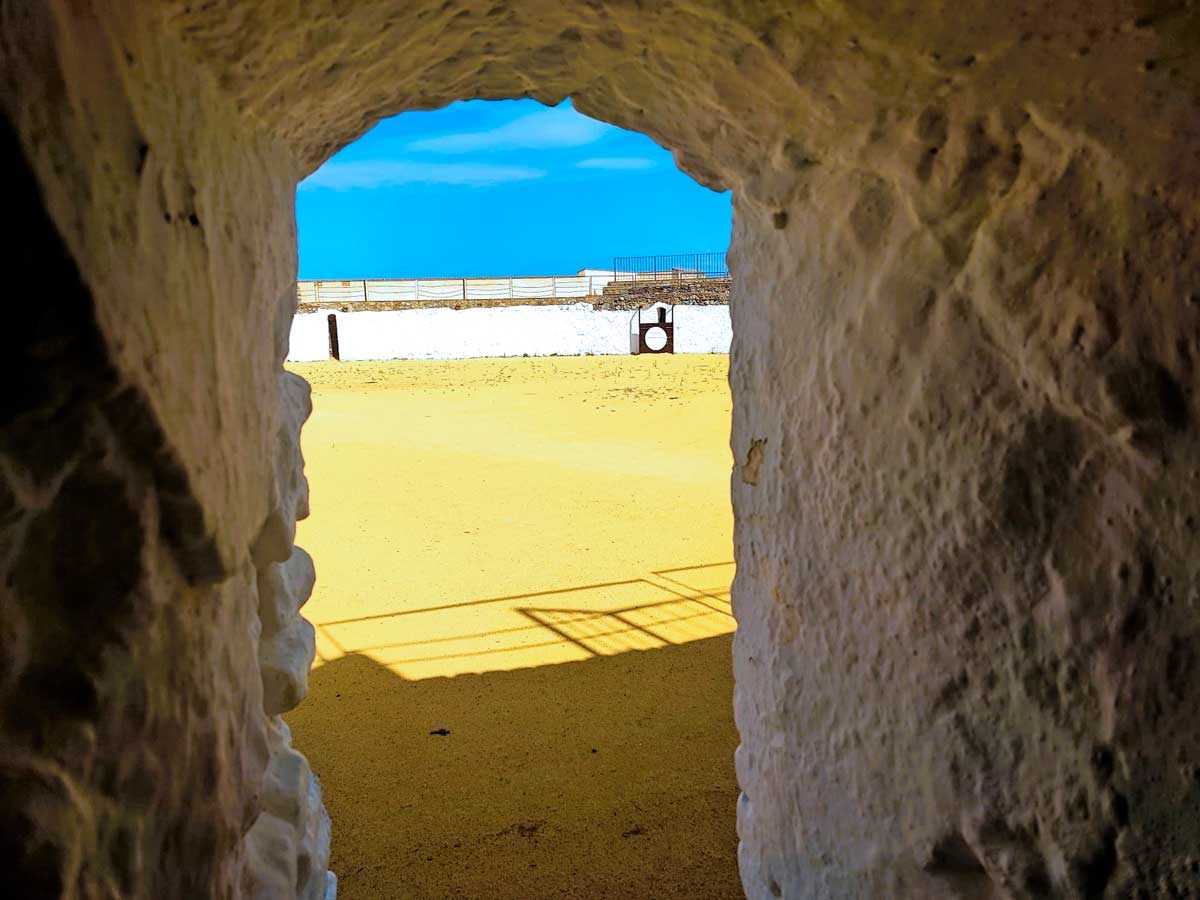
[{"x1": 285, "y1": 355, "x2": 740, "y2": 900}]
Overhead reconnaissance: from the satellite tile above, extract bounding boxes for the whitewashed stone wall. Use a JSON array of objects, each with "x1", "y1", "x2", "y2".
[
  {"x1": 287, "y1": 303, "x2": 733, "y2": 361},
  {"x1": 243, "y1": 373, "x2": 334, "y2": 899},
  {"x1": 4, "y1": 2, "x2": 1199, "y2": 900}
]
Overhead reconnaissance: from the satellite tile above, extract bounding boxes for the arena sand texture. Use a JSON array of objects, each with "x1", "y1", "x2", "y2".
[{"x1": 285, "y1": 355, "x2": 740, "y2": 900}]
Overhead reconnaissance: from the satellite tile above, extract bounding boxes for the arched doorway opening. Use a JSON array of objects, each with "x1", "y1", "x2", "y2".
[
  {"x1": 4, "y1": 5, "x2": 1197, "y2": 900},
  {"x1": 285, "y1": 98, "x2": 740, "y2": 898}
]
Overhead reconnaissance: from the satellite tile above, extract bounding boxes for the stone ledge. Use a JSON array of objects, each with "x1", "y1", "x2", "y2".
[{"x1": 593, "y1": 277, "x2": 731, "y2": 310}]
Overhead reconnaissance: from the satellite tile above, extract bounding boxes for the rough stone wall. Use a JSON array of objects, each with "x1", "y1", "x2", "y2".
[
  {"x1": 728, "y1": 144, "x2": 1200, "y2": 899},
  {"x1": 593, "y1": 277, "x2": 732, "y2": 310},
  {"x1": 3, "y1": 1, "x2": 1199, "y2": 899},
  {"x1": 0, "y1": 88, "x2": 272, "y2": 900},
  {"x1": 1, "y1": 2, "x2": 329, "y2": 897},
  {"x1": 243, "y1": 371, "x2": 332, "y2": 900}
]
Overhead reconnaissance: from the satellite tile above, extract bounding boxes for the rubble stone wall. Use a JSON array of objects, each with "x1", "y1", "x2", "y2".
[{"x1": 594, "y1": 277, "x2": 732, "y2": 310}]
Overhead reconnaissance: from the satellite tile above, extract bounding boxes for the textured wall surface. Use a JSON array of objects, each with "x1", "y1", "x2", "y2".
[
  {"x1": 2, "y1": 1, "x2": 1198, "y2": 898},
  {"x1": 595, "y1": 277, "x2": 732, "y2": 310}
]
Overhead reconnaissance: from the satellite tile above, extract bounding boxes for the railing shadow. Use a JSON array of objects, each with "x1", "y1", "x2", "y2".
[
  {"x1": 289, "y1": 561, "x2": 740, "y2": 900},
  {"x1": 313, "y1": 562, "x2": 736, "y2": 680}
]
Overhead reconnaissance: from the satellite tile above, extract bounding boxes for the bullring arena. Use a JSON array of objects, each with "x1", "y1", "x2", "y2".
[
  {"x1": 285, "y1": 273, "x2": 738, "y2": 898},
  {"x1": 288, "y1": 355, "x2": 737, "y2": 899}
]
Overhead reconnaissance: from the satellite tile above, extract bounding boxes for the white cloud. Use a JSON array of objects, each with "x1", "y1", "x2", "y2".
[
  {"x1": 300, "y1": 160, "x2": 547, "y2": 191},
  {"x1": 575, "y1": 157, "x2": 656, "y2": 171},
  {"x1": 407, "y1": 104, "x2": 612, "y2": 154}
]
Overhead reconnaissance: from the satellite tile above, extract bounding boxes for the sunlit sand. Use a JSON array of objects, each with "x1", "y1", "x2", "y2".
[{"x1": 286, "y1": 355, "x2": 740, "y2": 900}]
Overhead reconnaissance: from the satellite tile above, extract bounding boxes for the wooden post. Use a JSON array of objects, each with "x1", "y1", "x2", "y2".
[{"x1": 327, "y1": 313, "x2": 340, "y2": 361}]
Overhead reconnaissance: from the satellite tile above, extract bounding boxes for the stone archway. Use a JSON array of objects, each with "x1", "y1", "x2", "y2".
[{"x1": 3, "y1": 2, "x2": 1199, "y2": 898}]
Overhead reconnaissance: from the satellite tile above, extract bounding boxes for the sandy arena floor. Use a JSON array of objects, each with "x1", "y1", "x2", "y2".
[{"x1": 285, "y1": 355, "x2": 740, "y2": 900}]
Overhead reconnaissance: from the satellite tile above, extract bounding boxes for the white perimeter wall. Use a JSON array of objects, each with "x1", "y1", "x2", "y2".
[{"x1": 287, "y1": 303, "x2": 732, "y2": 361}]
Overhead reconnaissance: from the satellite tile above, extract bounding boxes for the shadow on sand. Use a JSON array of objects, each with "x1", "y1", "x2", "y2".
[{"x1": 287, "y1": 632, "x2": 742, "y2": 900}]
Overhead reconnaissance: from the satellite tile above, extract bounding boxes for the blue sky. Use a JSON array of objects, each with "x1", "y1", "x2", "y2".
[{"x1": 297, "y1": 99, "x2": 732, "y2": 279}]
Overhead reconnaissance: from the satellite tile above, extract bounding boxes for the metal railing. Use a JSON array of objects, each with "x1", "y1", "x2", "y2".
[
  {"x1": 611, "y1": 252, "x2": 728, "y2": 282},
  {"x1": 296, "y1": 274, "x2": 607, "y2": 306}
]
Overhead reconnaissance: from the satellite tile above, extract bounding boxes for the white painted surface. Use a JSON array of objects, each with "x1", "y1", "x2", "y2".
[
  {"x1": 289, "y1": 313, "x2": 335, "y2": 361},
  {"x1": 286, "y1": 303, "x2": 731, "y2": 361},
  {"x1": 297, "y1": 273, "x2": 614, "y2": 304}
]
